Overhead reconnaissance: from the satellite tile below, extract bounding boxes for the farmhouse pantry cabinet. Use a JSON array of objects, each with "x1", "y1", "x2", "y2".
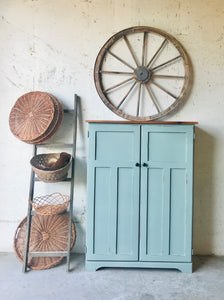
[{"x1": 86, "y1": 121, "x2": 196, "y2": 273}]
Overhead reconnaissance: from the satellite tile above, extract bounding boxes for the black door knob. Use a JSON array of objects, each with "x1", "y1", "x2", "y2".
[
  {"x1": 135, "y1": 163, "x2": 140, "y2": 167},
  {"x1": 143, "y1": 163, "x2": 148, "y2": 167}
]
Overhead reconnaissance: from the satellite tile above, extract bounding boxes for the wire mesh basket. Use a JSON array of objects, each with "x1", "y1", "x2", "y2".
[{"x1": 32, "y1": 192, "x2": 70, "y2": 215}]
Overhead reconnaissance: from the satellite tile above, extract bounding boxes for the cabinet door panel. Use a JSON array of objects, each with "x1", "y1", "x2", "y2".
[
  {"x1": 93, "y1": 167, "x2": 112, "y2": 255},
  {"x1": 170, "y1": 168, "x2": 187, "y2": 256},
  {"x1": 87, "y1": 124, "x2": 140, "y2": 261},
  {"x1": 140, "y1": 125, "x2": 193, "y2": 262},
  {"x1": 95, "y1": 131, "x2": 135, "y2": 162},
  {"x1": 145, "y1": 168, "x2": 165, "y2": 256},
  {"x1": 148, "y1": 132, "x2": 187, "y2": 162},
  {"x1": 116, "y1": 167, "x2": 137, "y2": 256}
]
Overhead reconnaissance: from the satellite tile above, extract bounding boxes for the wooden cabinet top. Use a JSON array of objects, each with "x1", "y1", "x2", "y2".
[{"x1": 86, "y1": 120, "x2": 198, "y2": 124}]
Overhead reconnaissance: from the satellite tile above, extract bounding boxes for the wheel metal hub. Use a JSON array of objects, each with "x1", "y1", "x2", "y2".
[{"x1": 134, "y1": 67, "x2": 151, "y2": 83}]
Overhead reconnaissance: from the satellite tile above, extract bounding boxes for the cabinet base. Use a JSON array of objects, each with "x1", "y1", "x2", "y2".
[{"x1": 85, "y1": 261, "x2": 192, "y2": 273}]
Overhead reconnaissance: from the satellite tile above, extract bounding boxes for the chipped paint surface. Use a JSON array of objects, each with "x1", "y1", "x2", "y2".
[{"x1": 0, "y1": 0, "x2": 224, "y2": 254}]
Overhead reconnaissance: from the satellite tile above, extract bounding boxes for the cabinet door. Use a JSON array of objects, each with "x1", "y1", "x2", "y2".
[
  {"x1": 140, "y1": 125, "x2": 194, "y2": 262},
  {"x1": 86, "y1": 124, "x2": 140, "y2": 261}
]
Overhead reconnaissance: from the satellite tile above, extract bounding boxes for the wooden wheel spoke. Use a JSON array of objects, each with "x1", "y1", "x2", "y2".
[
  {"x1": 100, "y1": 71, "x2": 133, "y2": 75},
  {"x1": 103, "y1": 77, "x2": 134, "y2": 93},
  {"x1": 108, "y1": 50, "x2": 135, "y2": 70},
  {"x1": 145, "y1": 84, "x2": 161, "y2": 113},
  {"x1": 151, "y1": 55, "x2": 181, "y2": 72},
  {"x1": 142, "y1": 32, "x2": 148, "y2": 66},
  {"x1": 123, "y1": 35, "x2": 139, "y2": 67},
  {"x1": 146, "y1": 39, "x2": 168, "y2": 68},
  {"x1": 152, "y1": 74, "x2": 185, "y2": 79},
  {"x1": 151, "y1": 81, "x2": 178, "y2": 99},
  {"x1": 117, "y1": 81, "x2": 137, "y2": 109},
  {"x1": 137, "y1": 84, "x2": 142, "y2": 117}
]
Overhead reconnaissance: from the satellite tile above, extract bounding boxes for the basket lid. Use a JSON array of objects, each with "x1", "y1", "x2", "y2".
[
  {"x1": 9, "y1": 91, "x2": 55, "y2": 141},
  {"x1": 14, "y1": 215, "x2": 76, "y2": 270},
  {"x1": 25, "y1": 94, "x2": 64, "y2": 144}
]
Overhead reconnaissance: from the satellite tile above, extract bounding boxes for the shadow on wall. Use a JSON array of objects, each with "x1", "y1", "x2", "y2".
[
  {"x1": 77, "y1": 98, "x2": 87, "y2": 155},
  {"x1": 50, "y1": 95, "x2": 87, "y2": 152},
  {"x1": 73, "y1": 98, "x2": 87, "y2": 254},
  {"x1": 72, "y1": 218, "x2": 86, "y2": 254},
  {"x1": 72, "y1": 98, "x2": 87, "y2": 254},
  {"x1": 193, "y1": 127, "x2": 215, "y2": 255}
]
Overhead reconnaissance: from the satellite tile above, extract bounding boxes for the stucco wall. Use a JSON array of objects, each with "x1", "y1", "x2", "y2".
[{"x1": 0, "y1": 0, "x2": 224, "y2": 255}]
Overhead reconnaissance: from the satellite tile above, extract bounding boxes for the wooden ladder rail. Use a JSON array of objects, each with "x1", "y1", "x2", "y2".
[{"x1": 22, "y1": 94, "x2": 79, "y2": 273}]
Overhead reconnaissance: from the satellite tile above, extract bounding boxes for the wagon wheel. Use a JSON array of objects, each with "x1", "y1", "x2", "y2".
[{"x1": 94, "y1": 26, "x2": 192, "y2": 121}]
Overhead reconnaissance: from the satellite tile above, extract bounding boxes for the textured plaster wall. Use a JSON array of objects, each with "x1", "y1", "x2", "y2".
[{"x1": 0, "y1": 0, "x2": 224, "y2": 255}]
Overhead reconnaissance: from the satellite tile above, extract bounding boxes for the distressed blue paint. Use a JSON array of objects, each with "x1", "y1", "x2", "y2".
[
  {"x1": 93, "y1": 167, "x2": 111, "y2": 255},
  {"x1": 147, "y1": 132, "x2": 187, "y2": 162},
  {"x1": 117, "y1": 167, "x2": 136, "y2": 255},
  {"x1": 86, "y1": 123, "x2": 195, "y2": 273},
  {"x1": 140, "y1": 125, "x2": 193, "y2": 263},
  {"x1": 85, "y1": 261, "x2": 193, "y2": 273},
  {"x1": 86, "y1": 124, "x2": 140, "y2": 261},
  {"x1": 95, "y1": 131, "x2": 134, "y2": 161},
  {"x1": 170, "y1": 168, "x2": 186, "y2": 256},
  {"x1": 146, "y1": 168, "x2": 164, "y2": 256}
]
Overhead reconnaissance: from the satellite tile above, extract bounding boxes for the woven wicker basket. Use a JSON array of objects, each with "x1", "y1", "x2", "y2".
[
  {"x1": 14, "y1": 215, "x2": 76, "y2": 270},
  {"x1": 9, "y1": 91, "x2": 63, "y2": 144},
  {"x1": 26, "y1": 94, "x2": 64, "y2": 144},
  {"x1": 32, "y1": 193, "x2": 70, "y2": 215},
  {"x1": 30, "y1": 153, "x2": 72, "y2": 182},
  {"x1": 9, "y1": 91, "x2": 54, "y2": 141}
]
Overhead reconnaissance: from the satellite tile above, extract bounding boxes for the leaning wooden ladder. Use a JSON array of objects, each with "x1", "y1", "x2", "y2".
[{"x1": 23, "y1": 94, "x2": 79, "y2": 272}]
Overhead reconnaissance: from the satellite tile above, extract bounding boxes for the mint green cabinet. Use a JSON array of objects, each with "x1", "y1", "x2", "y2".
[{"x1": 86, "y1": 122, "x2": 195, "y2": 273}]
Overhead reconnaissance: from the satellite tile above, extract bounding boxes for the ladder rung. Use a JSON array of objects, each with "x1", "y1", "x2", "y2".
[
  {"x1": 63, "y1": 109, "x2": 74, "y2": 113},
  {"x1": 28, "y1": 251, "x2": 67, "y2": 257},
  {"x1": 36, "y1": 143, "x2": 73, "y2": 148},
  {"x1": 34, "y1": 177, "x2": 72, "y2": 182},
  {"x1": 31, "y1": 210, "x2": 69, "y2": 216}
]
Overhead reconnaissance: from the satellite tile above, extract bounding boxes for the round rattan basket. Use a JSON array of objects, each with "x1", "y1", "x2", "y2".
[
  {"x1": 14, "y1": 215, "x2": 76, "y2": 270},
  {"x1": 26, "y1": 94, "x2": 64, "y2": 144},
  {"x1": 9, "y1": 91, "x2": 63, "y2": 144},
  {"x1": 32, "y1": 193, "x2": 70, "y2": 215},
  {"x1": 30, "y1": 153, "x2": 72, "y2": 182}
]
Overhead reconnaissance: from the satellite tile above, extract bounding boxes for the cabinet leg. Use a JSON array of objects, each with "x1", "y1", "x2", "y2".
[
  {"x1": 85, "y1": 261, "x2": 101, "y2": 271},
  {"x1": 178, "y1": 263, "x2": 192, "y2": 273}
]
